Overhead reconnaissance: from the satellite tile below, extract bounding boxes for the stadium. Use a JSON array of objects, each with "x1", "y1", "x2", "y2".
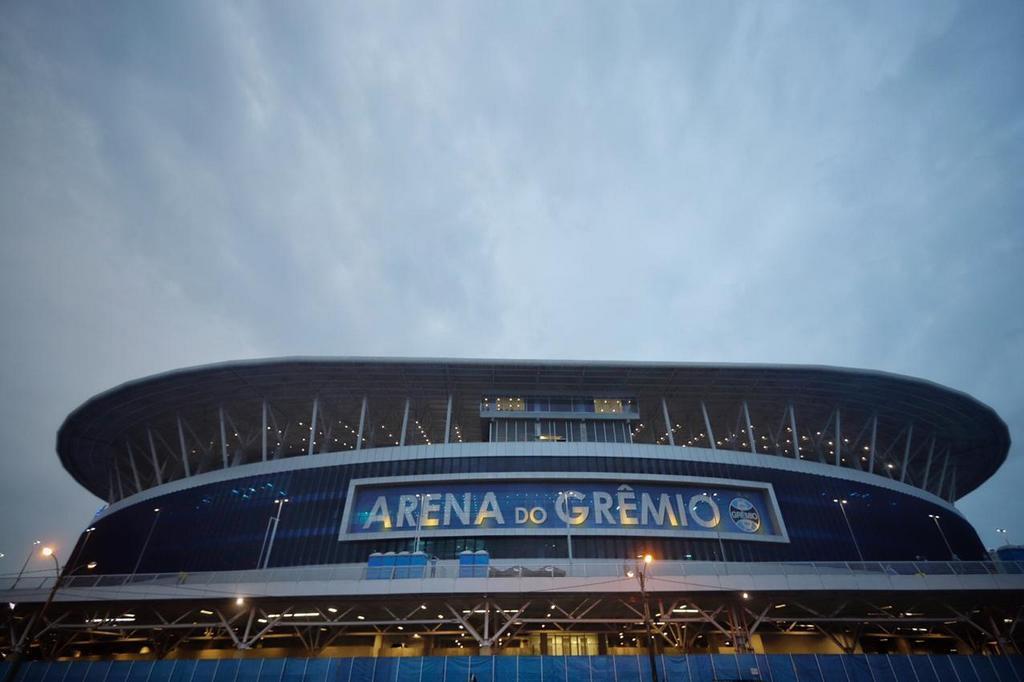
[{"x1": 2, "y1": 358, "x2": 1023, "y2": 682}]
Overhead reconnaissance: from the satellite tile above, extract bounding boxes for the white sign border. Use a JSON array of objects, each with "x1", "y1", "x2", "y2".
[{"x1": 338, "y1": 472, "x2": 790, "y2": 544}]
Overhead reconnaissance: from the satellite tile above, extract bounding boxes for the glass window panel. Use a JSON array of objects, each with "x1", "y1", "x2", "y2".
[
  {"x1": 495, "y1": 397, "x2": 525, "y2": 412},
  {"x1": 594, "y1": 399, "x2": 623, "y2": 414}
]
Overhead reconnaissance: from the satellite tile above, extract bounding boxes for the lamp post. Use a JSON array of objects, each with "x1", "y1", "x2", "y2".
[
  {"x1": 2, "y1": 547, "x2": 97, "y2": 682},
  {"x1": 626, "y1": 554, "x2": 659, "y2": 682},
  {"x1": 414, "y1": 494, "x2": 424, "y2": 553},
  {"x1": 9, "y1": 540, "x2": 41, "y2": 590},
  {"x1": 131, "y1": 507, "x2": 162, "y2": 578},
  {"x1": 928, "y1": 514, "x2": 955, "y2": 559},
  {"x1": 833, "y1": 499, "x2": 864, "y2": 562},
  {"x1": 996, "y1": 528, "x2": 1011, "y2": 547},
  {"x1": 261, "y1": 498, "x2": 289, "y2": 569}
]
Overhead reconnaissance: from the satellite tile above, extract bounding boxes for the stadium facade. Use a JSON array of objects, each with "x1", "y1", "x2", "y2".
[{"x1": 2, "y1": 358, "x2": 1022, "y2": 674}]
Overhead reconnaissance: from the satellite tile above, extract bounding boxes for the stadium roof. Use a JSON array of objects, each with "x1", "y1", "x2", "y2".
[{"x1": 57, "y1": 357, "x2": 1010, "y2": 502}]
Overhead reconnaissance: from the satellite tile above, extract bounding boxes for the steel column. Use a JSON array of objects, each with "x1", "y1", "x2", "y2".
[
  {"x1": 261, "y1": 400, "x2": 268, "y2": 462},
  {"x1": 901, "y1": 424, "x2": 914, "y2": 483},
  {"x1": 147, "y1": 429, "x2": 162, "y2": 485},
  {"x1": 307, "y1": 396, "x2": 319, "y2": 456},
  {"x1": 219, "y1": 407, "x2": 229, "y2": 470},
  {"x1": 868, "y1": 414, "x2": 878, "y2": 474},
  {"x1": 355, "y1": 396, "x2": 367, "y2": 450},
  {"x1": 937, "y1": 450, "x2": 950, "y2": 497},
  {"x1": 834, "y1": 410, "x2": 841, "y2": 466},
  {"x1": 922, "y1": 437, "x2": 936, "y2": 490},
  {"x1": 742, "y1": 401, "x2": 755, "y2": 454},
  {"x1": 444, "y1": 394, "x2": 453, "y2": 444},
  {"x1": 126, "y1": 440, "x2": 143, "y2": 492},
  {"x1": 789, "y1": 405, "x2": 799, "y2": 458},
  {"x1": 700, "y1": 401, "x2": 716, "y2": 450},
  {"x1": 176, "y1": 417, "x2": 190, "y2": 477},
  {"x1": 661, "y1": 399, "x2": 675, "y2": 446},
  {"x1": 400, "y1": 398, "x2": 410, "y2": 447}
]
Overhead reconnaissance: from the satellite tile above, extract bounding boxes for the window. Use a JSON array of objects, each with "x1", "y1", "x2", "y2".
[
  {"x1": 495, "y1": 397, "x2": 525, "y2": 412},
  {"x1": 594, "y1": 399, "x2": 624, "y2": 414}
]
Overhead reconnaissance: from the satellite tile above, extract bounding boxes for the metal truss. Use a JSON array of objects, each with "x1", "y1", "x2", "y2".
[
  {"x1": 3, "y1": 592, "x2": 1021, "y2": 660},
  {"x1": 97, "y1": 392, "x2": 964, "y2": 506}
]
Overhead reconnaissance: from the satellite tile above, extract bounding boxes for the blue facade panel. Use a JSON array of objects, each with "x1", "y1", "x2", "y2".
[{"x1": 74, "y1": 456, "x2": 985, "y2": 574}]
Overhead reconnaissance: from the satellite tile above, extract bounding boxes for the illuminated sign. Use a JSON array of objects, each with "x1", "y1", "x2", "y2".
[{"x1": 338, "y1": 473, "x2": 788, "y2": 543}]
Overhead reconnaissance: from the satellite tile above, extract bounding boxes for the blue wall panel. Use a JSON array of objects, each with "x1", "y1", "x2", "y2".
[
  {"x1": 791, "y1": 655, "x2": 822, "y2": 682},
  {"x1": 589, "y1": 656, "x2": 614, "y2": 682},
  {"x1": 841, "y1": 656, "x2": 873, "y2": 682},
  {"x1": 866, "y1": 655, "x2": 897, "y2": 682},
  {"x1": 168, "y1": 659, "x2": 195, "y2": 682},
  {"x1": 990, "y1": 656, "x2": 1020, "y2": 682},
  {"x1": 909, "y1": 656, "x2": 940, "y2": 682},
  {"x1": 517, "y1": 656, "x2": 542, "y2": 682},
  {"x1": 9, "y1": 655, "x2": 1024, "y2": 682},
  {"x1": 888, "y1": 655, "x2": 917, "y2": 682},
  {"x1": 767, "y1": 655, "x2": 798, "y2": 682},
  {"x1": 950, "y1": 656, "x2": 980, "y2": 682},
  {"x1": 815, "y1": 655, "x2": 847, "y2": 681},
  {"x1": 1010, "y1": 656, "x2": 1024, "y2": 681},
  {"x1": 972, "y1": 656, "x2": 1002, "y2": 682}
]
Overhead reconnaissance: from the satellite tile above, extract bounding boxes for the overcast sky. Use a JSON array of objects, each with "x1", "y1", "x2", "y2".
[{"x1": 1, "y1": 1, "x2": 1022, "y2": 576}]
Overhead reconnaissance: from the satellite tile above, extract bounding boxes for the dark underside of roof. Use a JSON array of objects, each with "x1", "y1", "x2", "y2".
[{"x1": 56, "y1": 357, "x2": 1010, "y2": 500}]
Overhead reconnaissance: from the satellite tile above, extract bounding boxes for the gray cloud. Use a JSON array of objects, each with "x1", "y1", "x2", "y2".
[{"x1": 1, "y1": 1, "x2": 1022, "y2": 573}]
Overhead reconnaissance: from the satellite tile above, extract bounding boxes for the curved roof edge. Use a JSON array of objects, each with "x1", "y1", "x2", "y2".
[{"x1": 57, "y1": 356, "x2": 1011, "y2": 502}]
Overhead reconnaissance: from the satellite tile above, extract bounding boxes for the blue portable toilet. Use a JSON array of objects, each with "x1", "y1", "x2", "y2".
[
  {"x1": 458, "y1": 550, "x2": 475, "y2": 577},
  {"x1": 473, "y1": 550, "x2": 490, "y2": 577},
  {"x1": 410, "y1": 551, "x2": 428, "y2": 578}
]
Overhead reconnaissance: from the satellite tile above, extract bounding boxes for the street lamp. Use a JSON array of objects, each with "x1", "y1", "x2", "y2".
[
  {"x1": 131, "y1": 508, "x2": 162, "y2": 578},
  {"x1": 928, "y1": 514, "x2": 955, "y2": 559},
  {"x1": 996, "y1": 528, "x2": 1011, "y2": 547},
  {"x1": 259, "y1": 498, "x2": 289, "y2": 569},
  {"x1": 626, "y1": 554, "x2": 659, "y2": 682},
  {"x1": 9, "y1": 540, "x2": 41, "y2": 590},
  {"x1": 2, "y1": 547, "x2": 97, "y2": 682},
  {"x1": 833, "y1": 499, "x2": 864, "y2": 562}
]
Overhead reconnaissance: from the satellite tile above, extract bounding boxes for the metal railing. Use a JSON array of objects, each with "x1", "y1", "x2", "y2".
[{"x1": 3, "y1": 559, "x2": 1022, "y2": 593}]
